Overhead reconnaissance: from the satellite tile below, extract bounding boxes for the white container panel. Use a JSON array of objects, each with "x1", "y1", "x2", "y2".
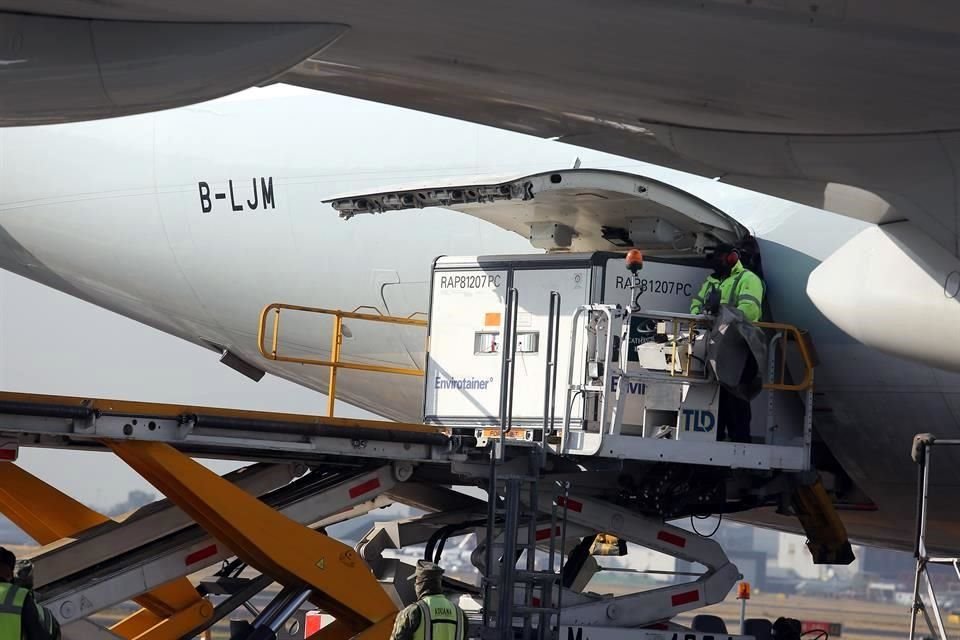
[{"x1": 424, "y1": 269, "x2": 508, "y2": 422}]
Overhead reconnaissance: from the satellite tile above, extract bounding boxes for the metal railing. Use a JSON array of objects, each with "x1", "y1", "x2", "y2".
[
  {"x1": 498, "y1": 288, "x2": 520, "y2": 458},
  {"x1": 755, "y1": 321, "x2": 816, "y2": 391},
  {"x1": 611, "y1": 312, "x2": 815, "y2": 391},
  {"x1": 909, "y1": 434, "x2": 960, "y2": 640},
  {"x1": 257, "y1": 303, "x2": 427, "y2": 416},
  {"x1": 559, "y1": 305, "x2": 818, "y2": 452},
  {"x1": 620, "y1": 310, "x2": 711, "y2": 382}
]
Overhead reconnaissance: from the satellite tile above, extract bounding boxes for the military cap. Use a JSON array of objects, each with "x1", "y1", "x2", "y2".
[{"x1": 412, "y1": 560, "x2": 444, "y2": 578}]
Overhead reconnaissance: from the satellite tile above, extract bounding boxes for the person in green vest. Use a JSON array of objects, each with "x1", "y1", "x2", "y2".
[
  {"x1": 390, "y1": 560, "x2": 468, "y2": 640},
  {"x1": 0, "y1": 547, "x2": 59, "y2": 640},
  {"x1": 690, "y1": 243, "x2": 765, "y2": 443}
]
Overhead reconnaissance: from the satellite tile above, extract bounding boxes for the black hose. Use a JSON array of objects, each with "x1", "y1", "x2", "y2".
[
  {"x1": 691, "y1": 513, "x2": 722, "y2": 537},
  {"x1": 0, "y1": 401, "x2": 96, "y2": 420},
  {"x1": 426, "y1": 518, "x2": 493, "y2": 564}
]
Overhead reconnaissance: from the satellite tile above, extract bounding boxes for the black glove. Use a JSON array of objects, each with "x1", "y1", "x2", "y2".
[
  {"x1": 13, "y1": 559, "x2": 33, "y2": 590},
  {"x1": 703, "y1": 288, "x2": 722, "y2": 315}
]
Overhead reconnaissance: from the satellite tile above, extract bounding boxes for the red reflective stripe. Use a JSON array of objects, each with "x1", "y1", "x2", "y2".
[
  {"x1": 0, "y1": 449, "x2": 15, "y2": 461},
  {"x1": 556, "y1": 496, "x2": 583, "y2": 512},
  {"x1": 304, "y1": 612, "x2": 324, "y2": 636},
  {"x1": 348, "y1": 477, "x2": 381, "y2": 499},
  {"x1": 801, "y1": 621, "x2": 841, "y2": 635},
  {"x1": 185, "y1": 544, "x2": 218, "y2": 566},
  {"x1": 536, "y1": 527, "x2": 561, "y2": 541},
  {"x1": 657, "y1": 530, "x2": 687, "y2": 548},
  {"x1": 671, "y1": 590, "x2": 700, "y2": 607}
]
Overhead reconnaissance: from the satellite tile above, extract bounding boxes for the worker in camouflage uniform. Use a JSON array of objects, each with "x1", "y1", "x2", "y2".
[
  {"x1": 0, "y1": 547, "x2": 60, "y2": 640},
  {"x1": 390, "y1": 560, "x2": 467, "y2": 640}
]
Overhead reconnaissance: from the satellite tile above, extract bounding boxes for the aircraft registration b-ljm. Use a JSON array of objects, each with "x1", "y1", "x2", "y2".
[{"x1": 0, "y1": 85, "x2": 957, "y2": 557}]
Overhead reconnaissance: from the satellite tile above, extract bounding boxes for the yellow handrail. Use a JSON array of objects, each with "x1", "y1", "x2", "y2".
[
  {"x1": 257, "y1": 303, "x2": 428, "y2": 416},
  {"x1": 755, "y1": 321, "x2": 815, "y2": 391}
]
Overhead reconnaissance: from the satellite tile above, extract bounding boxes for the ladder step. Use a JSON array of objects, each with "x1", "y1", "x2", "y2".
[
  {"x1": 569, "y1": 384, "x2": 604, "y2": 392},
  {"x1": 512, "y1": 605, "x2": 562, "y2": 615},
  {"x1": 486, "y1": 571, "x2": 559, "y2": 583}
]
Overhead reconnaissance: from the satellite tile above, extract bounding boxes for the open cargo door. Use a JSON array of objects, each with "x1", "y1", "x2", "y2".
[{"x1": 325, "y1": 169, "x2": 747, "y2": 254}]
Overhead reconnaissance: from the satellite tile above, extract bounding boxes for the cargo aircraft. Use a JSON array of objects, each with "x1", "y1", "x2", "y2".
[
  {"x1": 1, "y1": 1, "x2": 959, "y2": 560},
  {"x1": 0, "y1": 84, "x2": 953, "y2": 558}
]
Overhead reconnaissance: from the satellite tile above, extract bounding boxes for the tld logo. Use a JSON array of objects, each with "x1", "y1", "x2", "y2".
[{"x1": 682, "y1": 409, "x2": 715, "y2": 432}]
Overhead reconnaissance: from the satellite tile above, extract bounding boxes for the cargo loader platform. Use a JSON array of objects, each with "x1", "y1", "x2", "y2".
[{"x1": 0, "y1": 391, "x2": 453, "y2": 464}]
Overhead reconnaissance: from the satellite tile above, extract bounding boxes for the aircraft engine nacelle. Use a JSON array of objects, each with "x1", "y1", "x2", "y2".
[
  {"x1": 808, "y1": 222, "x2": 960, "y2": 372},
  {"x1": 0, "y1": 13, "x2": 346, "y2": 126}
]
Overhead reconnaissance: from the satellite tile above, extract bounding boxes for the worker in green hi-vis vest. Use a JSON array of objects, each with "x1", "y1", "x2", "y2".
[
  {"x1": 390, "y1": 561, "x2": 468, "y2": 640},
  {"x1": 0, "y1": 547, "x2": 59, "y2": 640},
  {"x1": 690, "y1": 243, "x2": 765, "y2": 444}
]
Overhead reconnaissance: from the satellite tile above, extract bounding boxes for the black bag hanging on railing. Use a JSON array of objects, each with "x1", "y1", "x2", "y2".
[{"x1": 706, "y1": 305, "x2": 768, "y2": 401}]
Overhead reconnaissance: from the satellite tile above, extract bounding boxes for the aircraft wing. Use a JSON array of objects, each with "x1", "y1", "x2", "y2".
[
  {"x1": 290, "y1": 55, "x2": 959, "y2": 260},
  {"x1": 275, "y1": 2, "x2": 960, "y2": 261},
  {"x1": 324, "y1": 169, "x2": 746, "y2": 254}
]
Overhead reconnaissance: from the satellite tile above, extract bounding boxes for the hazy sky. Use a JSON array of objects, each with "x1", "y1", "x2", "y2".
[{"x1": 0, "y1": 269, "x2": 373, "y2": 508}]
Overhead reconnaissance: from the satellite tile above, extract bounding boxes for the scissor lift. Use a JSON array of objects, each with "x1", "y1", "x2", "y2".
[
  {"x1": 35, "y1": 464, "x2": 401, "y2": 634},
  {"x1": 0, "y1": 389, "x2": 457, "y2": 640}
]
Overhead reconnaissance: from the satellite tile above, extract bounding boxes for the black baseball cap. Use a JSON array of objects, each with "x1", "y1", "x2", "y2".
[{"x1": 707, "y1": 242, "x2": 735, "y2": 255}]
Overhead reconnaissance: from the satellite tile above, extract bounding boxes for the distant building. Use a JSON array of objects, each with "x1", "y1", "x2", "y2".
[
  {"x1": 729, "y1": 550, "x2": 767, "y2": 589},
  {"x1": 752, "y1": 527, "x2": 780, "y2": 556},
  {"x1": 777, "y1": 532, "x2": 862, "y2": 580},
  {"x1": 777, "y1": 533, "x2": 821, "y2": 580},
  {"x1": 859, "y1": 546, "x2": 915, "y2": 584}
]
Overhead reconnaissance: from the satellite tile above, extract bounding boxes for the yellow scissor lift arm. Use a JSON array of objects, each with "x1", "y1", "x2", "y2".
[
  {"x1": 0, "y1": 464, "x2": 211, "y2": 640},
  {"x1": 111, "y1": 440, "x2": 399, "y2": 640},
  {"x1": 0, "y1": 440, "x2": 397, "y2": 640},
  {"x1": 0, "y1": 381, "x2": 451, "y2": 640}
]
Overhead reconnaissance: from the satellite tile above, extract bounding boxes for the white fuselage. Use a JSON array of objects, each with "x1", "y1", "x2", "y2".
[{"x1": 2, "y1": 86, "x2": 958, "y2": 551}]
